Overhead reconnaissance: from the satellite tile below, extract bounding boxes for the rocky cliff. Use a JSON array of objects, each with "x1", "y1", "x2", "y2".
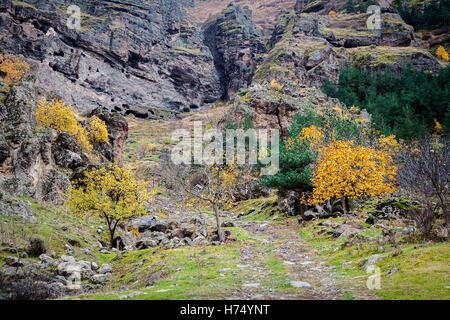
[
  {"x1": 203, "y1": 4, "x2": 267, "y2": 98},
  {"x1": 0, "y1": 0, "x2": 222, "y2": 115},
  {"x1": 0, "y1": 0, "x2": 443, "y2": 118},
  {"x1": 0, "y1": 77, "x2": 127, "y2": 204}
]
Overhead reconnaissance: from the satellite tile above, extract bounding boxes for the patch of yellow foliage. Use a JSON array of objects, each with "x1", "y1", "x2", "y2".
[
  {"x1": 309, "y1": 140, "x2": 398, "y2": 205},
  {"x1": 436, "y1": 45, "x2": 449, "y2": 62},
  {"x1": 286, "y1": 125, "x2": 325, "y2": 151},
  {"x1": 66, "y1": 164, "x2": 154, "y2": 244},
  {"x1": 88, "y1": 116, "x2": 109, "y2": 143},
  {"x1": 269, "y1": 79, "x2": 283, "y2": 91},
  {"x1": 0, "y1": 52, "x2": 30, "y2": 84},
  {"x1": 35, "y1": 98, "x2": 93, "y2": 151},
  {"x1": 378, "y1": 134, "x2": 401, "y2": 153}
]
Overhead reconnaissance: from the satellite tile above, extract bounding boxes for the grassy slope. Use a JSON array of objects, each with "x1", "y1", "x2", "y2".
[
  {"x1": 73, "y1": 226, "x2": 296, "y2": 300},
  {"x1": 0, "y1": 197, "x2": 106, "y2": 265},
  {"x1": 298, "y1": 218, "x2": 450, "y2": 300}
]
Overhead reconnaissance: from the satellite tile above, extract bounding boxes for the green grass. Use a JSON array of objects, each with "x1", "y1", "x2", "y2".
[
  {"x1": 73, "y1": 228, "x2": 266, "y2": 300},
  {"x1": 0, "y1": 197, "x2": 105, "y2": 263},
  {"x1": 299, "y1": 218, "x2": 450, "y2": 300},
  {"x1": 231, "y1": 197, "x2": 280, "y2": 221}
]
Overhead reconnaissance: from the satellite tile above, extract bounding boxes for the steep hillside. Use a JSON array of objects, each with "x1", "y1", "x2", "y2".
[
  {"x1": 186, "y1": 0, "x2": 296, "y2": 36},
  {"x1": 0, "y1": 0, "x2": 222, "y2": 114}
]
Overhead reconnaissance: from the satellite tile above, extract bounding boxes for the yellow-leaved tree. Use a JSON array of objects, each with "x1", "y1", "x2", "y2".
[
  {"x1": 436, "y1": 45, "x2": 449, "y2": 62},
  {"x1": 35, "y1": 98, "x2": 93, "y2": 151},
  {"x1": 65, "y1": 164, "x2": 153, "y2": 248},
  {"x1": 309, "y1": 140, "x2": 398, "y2": 213},
  {"x1": 0, "y1": 53, "x2": 30, "y2": 84},
  {"x1": 88, "y1": 116, "x2": 109, "y2": 143}
]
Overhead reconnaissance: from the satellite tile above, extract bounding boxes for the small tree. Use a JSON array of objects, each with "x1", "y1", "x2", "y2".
[
  {"x1": 0, "y1": 53, "x2": 30, "y2": 84},
  {"x1": 396, "y1": 136, "x2": 449, "y2": 235},
  {"x1": 184, "y1": 164, "x2": 242, "y2": 242},
  {"x1": 88, "y1": 116, "x2": 109, "y2": 143},
  {"x1": 436, "y1": 45, "x2": 449, "y2": 62},
  {"x1": 66, "y1": 164, "x2": 152, "y2": 248},
  {"x1": 35, "y1": 98, "x2": 93, "y2": 151},
  {"x1": 309, "y1": 140, "x2": 398, "y2": 212}
]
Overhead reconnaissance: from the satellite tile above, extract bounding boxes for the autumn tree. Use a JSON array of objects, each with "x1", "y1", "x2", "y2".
[
  {"x1": 436, "y1": 45, "x2": 449, "y2": 61},
  {"x1": 36, "y1": 99, "x2": 109, "y2": 152},
  {"x1": 172, "y1": 163, "x2": 246, "y2": 242},
  {"x1": 88, "y1": 116, "x2": 109, "y2": 143},
  {"x1": 309, "y1": 140, "x2": 398, "y2": 213},
  {"x1": 66, "y1": 164, "x2": 153, "y2": 248},
  {"x1": 0, "y1": 53, "x2": 30, "y2": 84}
]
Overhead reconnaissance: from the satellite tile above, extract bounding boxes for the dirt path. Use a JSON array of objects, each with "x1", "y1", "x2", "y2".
[{"x1": 224, "y1": 219, "x2": 378, "y2": 300}]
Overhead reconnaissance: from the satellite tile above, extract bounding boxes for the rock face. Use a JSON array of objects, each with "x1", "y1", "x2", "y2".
[
  {"x1": 203, "y1": 4, "x2": 267, "y2": 98},
  {"x1": 0, "y1": 198, "x2": 35, "y2": 222},
  {"x1": 224, "y1": 2, "x2": 441, "y2": 134},
  {"x1": 224, "y1": 83, "x2": 346, "y2": 137},
  {"x1": 0, "y1": 78, "x2": 127, "y2": 203},
  {"x1": 0, "y1": 0, "x2": 222, "y2": 114},
  {"x1": 87, "y1": 108, "x2": 128, "y2": 165},
  {"x1": 0, "y1": 1, "x2": 442, "y2": 117}
]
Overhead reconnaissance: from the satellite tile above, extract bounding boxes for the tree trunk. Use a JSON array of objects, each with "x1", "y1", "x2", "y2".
[
  {"x1": 342, "y1": 197, "x2": 347, "y2": 215},
  {"x1": 109, "y1": 227, "x2": 116, "y2": 249},
  {"x1": 107, "y1": 219, "x2": 119, "y2": 249},
  {"x1": 344, "y1": 197, "x2": 352, "y2": 214},
  {"x1": 213, "y1": 203, "x2": 225, "y2": 242},
  {"x1": 297, "y1": 190, "x2": 306, "y2": 220}
]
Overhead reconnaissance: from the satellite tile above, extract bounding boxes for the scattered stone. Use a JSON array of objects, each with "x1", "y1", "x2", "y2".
[
  {"x1": 181, "y1": 237, "x2": 194, "y2": 246},
  {"x1": 136, "y1": 238, "x2": 158, "y2": 250},
  {"x1": 64, "y1": 244, "x2": 74, "y2": 255},
  {"x1": 129, "y1": 216, "x2": 157, "y2": 232},
  {"x1": 193, "y1": 236, "x2": 208, "y2": 246},
  {"x1": 60, "y1": 255, "x2": 75, "y2": 263},
  {"x1": 39, "y1": 254, "x2": 53, "y2": 264},
  {"x1": 387, "y1": 267, "x2": 399, "y2": 276},
  {"x1": 98, "y1": 263, "x2": 113, "y2": 275},
  {"x1": 283, "y1": 261, "x2": 295, "y2": 265},
  {"x1": 243, "y1": 283, "x2": 260, "y2": 288},
  {"x1": 290, "y1": 281, "x2": 312, "y2": 288},
  {"x1": 221, "y1": 221, "x2": 235, "y2": 228},
  {"x1": 5, "y1": 256, "x2": 23, "y2": 267},
  {"x1": 91, "y1": 274, "x2": 109, "y2": 284},
  {"x1": 333, "y1": 224, "x2": 364, "y2": 238}
]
